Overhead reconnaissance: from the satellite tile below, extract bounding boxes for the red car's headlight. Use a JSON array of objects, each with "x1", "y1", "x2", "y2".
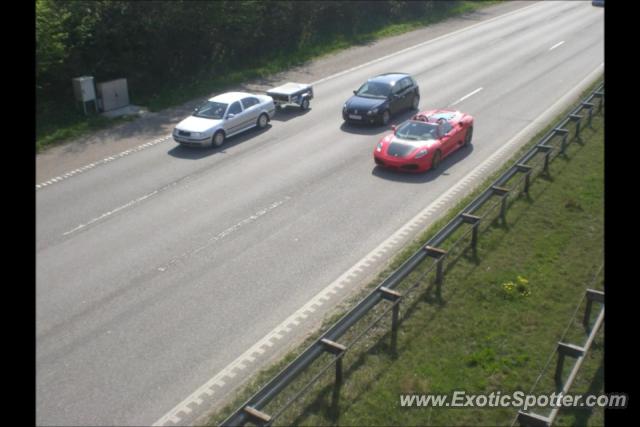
[
  {"x1": 376, "y1": 142, "x2": 384, "y2": 152},
  {"x1": 414, "y1": 148, "x2": 429, "y2": 159}
]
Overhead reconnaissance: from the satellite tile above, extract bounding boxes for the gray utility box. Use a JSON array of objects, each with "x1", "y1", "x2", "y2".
[
  {"x1": 96, "y1": 78, "x2": 130, "y2": 112},
  {"x1": 72, "y1": 76, "x2": 96, "y2": 102}
]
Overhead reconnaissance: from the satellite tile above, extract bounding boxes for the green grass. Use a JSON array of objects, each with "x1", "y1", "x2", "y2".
[
  {"x1": 35, "y1": 110, "x2": 136, "y2": 153},
  {"x1": 36, "y1": 1, "x2": 498, "y2": 153},
  {"x1": 272, "y1": 118, "x2": 603, "y2": 427},
  {"x1": 273, "y1": 112, "x2": 604, "y2": 426},
  {"x1": 205, "y1": 78, "x2": 604, "y2": 426}
]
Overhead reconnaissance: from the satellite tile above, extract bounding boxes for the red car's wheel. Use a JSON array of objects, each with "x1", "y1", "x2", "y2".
[
  {"x1": 464, "y1": 126, "x2": 473, "y2": 146},
  {"x1": 431, "y1": 150, "x2": 442, "y2": 170}
]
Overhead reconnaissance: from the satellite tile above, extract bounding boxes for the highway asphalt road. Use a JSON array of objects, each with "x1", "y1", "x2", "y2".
[{"x1": 36, "y1": 2, "x2": 603, "y2": 425}]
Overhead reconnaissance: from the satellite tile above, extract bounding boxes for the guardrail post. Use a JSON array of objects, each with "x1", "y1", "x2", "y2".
[
  {"x1": 380, "y1": 287, "x2": 402, "y2": 355},
  {"x1": 425, "y1": 246, "x2": 447, "y2": 297},
  {"x1": 581, "y1": 102, "x2": 595, "y2": 128},
  {"x1": 321, "y1": 339, "x2": 347, "y2": 386},
  {"x1": 516, "y1": 164, "x2": 533, "y2": 197},
  {"x1": 537, "y1": 144, "x2": 553, "y2": 175},
  {"x1": 461, "y1": 213, "x2": 481, "y2": 257},
  {"x1": 554, "y1": 342, "x2": 585, "y2": 389},
  {"x1": 583, "y1": 289, "x2": 604, "y2": 333},
  {"x1": 492, "y1": 186, "x2": 510, "y2": 225},
  {"x1": 554, "y1": 128, "x2": 570, "y2": 154},
  {"x1": 517, "y1": 411, "x2": 551, "y2": 427},
  {"x1": 391, "y1": 301, "x2": 399, "y2": 353},
  {"x1": 243, "y1": 406, "x2": 272, "y2": 426},
  {"x1": 569, "y1": 114, "x2": 582, "y2": 141},
  {"x1": 593, "y1": 91, "x2": 604, "y2": 113}
]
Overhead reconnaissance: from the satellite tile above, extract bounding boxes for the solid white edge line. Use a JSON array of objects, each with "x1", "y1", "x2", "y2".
[
  {"x1": 152, "y1": 63, "x2": 603, "y2": 427},
  {"x1": 549, "y1": 41, "x2": 565, "y2": 51},
  {"x1": 36, "y1": 134, "x2": 173, "y2": 189}
]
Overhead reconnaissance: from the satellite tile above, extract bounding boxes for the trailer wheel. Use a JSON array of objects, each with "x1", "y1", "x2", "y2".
[
  {"x1": 300, "y1": 98, "x2": 310, "y2": 111},
  {"x1": 463, "y1": 126, "x2": 473, "y2": 147}
]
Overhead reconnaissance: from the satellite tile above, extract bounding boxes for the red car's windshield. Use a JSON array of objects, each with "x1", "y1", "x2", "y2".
[{"x1": 396, "y1": 121, "x2": 439, "y2": 141}]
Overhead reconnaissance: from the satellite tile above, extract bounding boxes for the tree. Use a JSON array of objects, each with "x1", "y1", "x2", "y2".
[{"x1": 36, "y1": 0, "x2": 70, "y2": 91}]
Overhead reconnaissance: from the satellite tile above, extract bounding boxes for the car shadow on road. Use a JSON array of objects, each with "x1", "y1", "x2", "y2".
[
  {"x1": 270, "y1": 107, "x2": 311, "y2": 122},
  {"x1": 371, "y1": 143, "x2": 475, "y2": 184},
  {"x1": 166, "y1": 124, "x2": 273, "y2": 159},
  {"x1": 339, "y1": 108, "x2": 420, "y2": 136}
]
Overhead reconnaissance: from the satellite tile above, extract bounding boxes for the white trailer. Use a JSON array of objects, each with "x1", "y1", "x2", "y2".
[{"x1": 266, "y1": 82, "x2": 314, "y2": 111}]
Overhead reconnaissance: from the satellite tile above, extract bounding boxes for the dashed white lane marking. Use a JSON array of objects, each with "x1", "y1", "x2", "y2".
[
  {"x1": 62, "y1": 190, "x2": 159, "y2": 236},
  {"x1": 549, "y1": 41, "x2": 565, "y2": 51},
  {"x1": 152, "y1": 63, "x2": 603, "y2": 427},
  {"x1": 36, "y1": 134, "x2": 172, "y2": 190},
  {"x1": 154, "y1": 197, "x2": 291, "y2": 272},
  {"x1": 61, "y1": 174, "x2": 207, "y2": 237},
  {"x1": 451, "y1": 87, "x2": 483, "y2": 106}
]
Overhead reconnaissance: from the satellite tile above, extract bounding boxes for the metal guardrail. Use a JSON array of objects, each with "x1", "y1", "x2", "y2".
[
  {"x1": 516, "y1": 288, "x2": 605, "y2": 427},
  {"x1": 221, "y1": 82, "x2": 604, "y2": 426}
]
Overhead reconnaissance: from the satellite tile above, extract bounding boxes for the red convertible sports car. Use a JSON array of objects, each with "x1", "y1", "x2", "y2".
[{"x1": 373, "y1": 109, "x2": 474, "y2": 172}]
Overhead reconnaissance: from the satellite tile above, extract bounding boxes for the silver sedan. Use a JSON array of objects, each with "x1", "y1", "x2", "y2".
[{"x1": 173, "y1": 92, "x2": 276, "y2": 147}]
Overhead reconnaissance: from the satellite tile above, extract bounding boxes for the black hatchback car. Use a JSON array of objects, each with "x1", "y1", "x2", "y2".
[{"x1": 342, "y1": 73, "x2": 420, "y2": 126}]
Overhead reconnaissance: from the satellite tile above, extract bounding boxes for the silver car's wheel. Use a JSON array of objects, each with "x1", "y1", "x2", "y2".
[
  {"x1": 412, "y1": 94, "x2": 420, "y2": 110},
  {"x1": 212, "y1": 131, "x2": 225, "y2": 147},
  {"x1": 301, "y1": 98, "x2": 310, "y2": 110},
  {"x1": 257, "y1": 113, "x2": 268, "y2": 129},
  {"x1": 381, "y1": 110, "x2": 390, "y2": 126}
]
